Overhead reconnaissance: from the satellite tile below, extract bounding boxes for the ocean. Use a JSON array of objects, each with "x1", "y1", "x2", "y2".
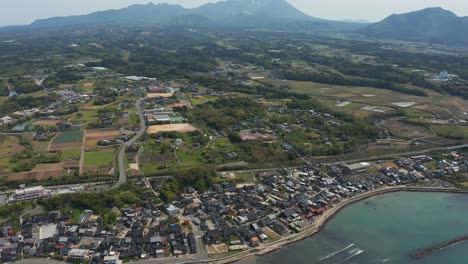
[{"x1": 241, "y1": 192, "x2": 468, "y2": 264}]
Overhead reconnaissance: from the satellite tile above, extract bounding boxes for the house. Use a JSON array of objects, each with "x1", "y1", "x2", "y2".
[{"x1": 249, "y1": 237, "x2": 259, "y2": 247}]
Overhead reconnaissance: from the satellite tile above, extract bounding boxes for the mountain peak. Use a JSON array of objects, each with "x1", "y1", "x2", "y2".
[
  {"x1": 192, "y1": 0, "x2": 311, "y2": 22},
  {"x1": 29, "y1": 0, "x2": 362, "y2": 31},
  {"x1": 362, "y1": 7, "x2": 468, "y2": 45}
]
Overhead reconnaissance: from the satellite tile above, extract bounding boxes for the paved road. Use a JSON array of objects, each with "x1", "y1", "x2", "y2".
[{"x1": 113, "y1": 98, "x2": 146, "y2": 189}]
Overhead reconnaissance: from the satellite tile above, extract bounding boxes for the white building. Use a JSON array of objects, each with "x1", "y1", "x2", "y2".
[
  {"x1": 0, "y1": 116, "x2": 15, "y2": 124},
  {"x1": 8, "y1": 186, "x2": 52, "y2": 203},
  {"x1": 165, "y1": 204, "x2": 180, "y2": 216},
  {"x1": 68, "y1": 249, "x2": 89, "y2": 261}
]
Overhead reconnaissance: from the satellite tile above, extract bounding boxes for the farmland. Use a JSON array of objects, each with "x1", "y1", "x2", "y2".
[
  {"x1": 53, "y1": 131, "x2": 84, "y2": 144},
  {"x1": 84, "y1": 151, "x2": 115, "y2": 166},
  {"x1": 0, "y1": 136, "x2": 23, "y2": 156},
  {"x1": 32, "y1": 119, "x2": 63, "y2": 126},
  {"x1": 50, "y1": 131, "x2": 84, "y2": 150},
  {"x1": 62, "y1": 148, "x2": 81, "y2": 160},
  {"x1": 432, "y1": 125, "x2": 468, "y2": 138},
  {"x1": 85, "y1": 129, "x2": 120, "y2": 146}
]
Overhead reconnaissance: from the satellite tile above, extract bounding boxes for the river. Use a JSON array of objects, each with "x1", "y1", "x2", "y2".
[{"x1": 241, "y1": 192, "x2": 468, "y2": 264}]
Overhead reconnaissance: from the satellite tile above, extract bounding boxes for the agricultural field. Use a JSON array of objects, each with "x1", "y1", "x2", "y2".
[
  {"x1": 85, "y1": 129, "x2": 120, "y2": 146},
  {"x1": 0, "y1": 136, "x2": 24, "y2": 156},
  {"x1": 431, "y1": 125, "x2": 468, "y2": 138},
  {"x1": 8, "y1": 170, "x2": 65, "y2": 181},
  {"x1": 62, "y1": 148, "x2": 81, "y2": 160},
  {"x1": 0, "y1": 157, "x2": 13, "y2": 176},
  {"x1": 84, "y1": 151, "x2": 115, "y2": 166},
  {"x1": 32, "y1": 119, "x2": 64, "y2": 126},
  {"x1": 31, "y1": 141, "x2": 51, "y2": 152},
  {"x1": 50, "y1": 130, "x2": 83, "y2": 149},
  {"x1": 53, "y1": 131, "x2": 84, "y2": 144}
]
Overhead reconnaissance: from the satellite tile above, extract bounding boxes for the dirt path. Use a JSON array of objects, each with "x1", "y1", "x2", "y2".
[{"x1": 47, "y1": 133, "x2": 59, "y2": 151}]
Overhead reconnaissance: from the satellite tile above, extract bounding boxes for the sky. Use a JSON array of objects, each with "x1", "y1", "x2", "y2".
[{"x1": 0, "y1": 0, "x2": 468, "y2": 26}]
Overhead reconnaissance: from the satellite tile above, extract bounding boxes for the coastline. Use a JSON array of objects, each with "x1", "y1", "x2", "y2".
[
  {"x1": 18, "y1": 187, "x2": 468, "y2": 264},
  {"x1": 194, "y1": 186, "x2": 468, "y2": 264}
]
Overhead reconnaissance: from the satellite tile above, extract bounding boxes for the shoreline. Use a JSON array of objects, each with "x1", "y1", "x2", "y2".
[
  {"x1": 198, "y1": 186, "x2": 468, "y2": 264},
  {"x1": 17, "y1": 187, "x2": 468, "y2": 264}
]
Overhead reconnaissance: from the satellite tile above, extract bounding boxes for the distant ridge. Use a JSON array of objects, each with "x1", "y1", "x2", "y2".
[
  {"x1": 30, "y1": 0, "x2": 365, "y2": 32},
  {"x1": 362, "y1": 7, "x2": 468, "y2": 45}
]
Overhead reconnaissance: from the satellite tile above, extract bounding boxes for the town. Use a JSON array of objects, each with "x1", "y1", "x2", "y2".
[{"x1": 0, "y1": 150, "x2": 466, "y2": 263}]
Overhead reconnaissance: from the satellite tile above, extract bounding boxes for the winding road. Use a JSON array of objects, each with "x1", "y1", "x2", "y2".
[{"x1": 113, "y1": 98, "x2": 146, "y2": 189}]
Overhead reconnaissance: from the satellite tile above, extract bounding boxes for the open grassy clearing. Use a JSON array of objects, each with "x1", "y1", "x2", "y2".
[
  {"x1": 31, "y1": 141, "x2": 50, "y2": 152},
  {"x1": 188, "y1": 94, "x2": 218, "y2": 105},
  {"x1": 70, "y1": 109, "x2": 99, "y2": 123},
  {"x1": 84, "y1": 151, "x2": 115, "y2": 166},
  {"x1": 401, "y1": 108, "x2": 433, "y2": 118},
  {"x1": 0, "y1": 157, "x2": 13, "y2": 174}
]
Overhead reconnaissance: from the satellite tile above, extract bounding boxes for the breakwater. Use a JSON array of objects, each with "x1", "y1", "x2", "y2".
[{"x1": 410, "y1": 234, "x2": 468, "y2": 259}]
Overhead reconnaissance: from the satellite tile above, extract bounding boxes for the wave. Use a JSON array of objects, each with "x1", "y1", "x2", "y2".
[
  {"x1": 345, "y1": 249, "x2": 365, "y2": 261},
  {"x1": 319, "y1": 244, "x2": 355, "y2": 261}
]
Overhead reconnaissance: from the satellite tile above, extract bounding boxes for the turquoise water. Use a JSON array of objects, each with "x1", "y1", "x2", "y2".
[{"x1": 242, "y1": 192, "x2": 468, "y2": 264}]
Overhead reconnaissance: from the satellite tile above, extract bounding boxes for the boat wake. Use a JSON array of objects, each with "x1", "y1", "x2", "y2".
[
  {"x1": 344, "y1": 248, "x2": 365, "y2": 261},
  {"x1": 319, "y1": 244, "x2": 355, "y2": 261}
]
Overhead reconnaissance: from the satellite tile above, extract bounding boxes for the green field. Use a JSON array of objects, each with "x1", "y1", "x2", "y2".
[
  {"x1": 72, "y1": 109, "x2": 99, "y2": 123},
  {"x1": 431, "y1": 125, "x2": 468, "y2": 137},
  {"x1": 84, "y1": 151, "x2": 115, "y2": 166},
  {"x1": 401, "y1": 108, "x2": 432, "y2": 118},
  {"x1": 0, "y1": 157, "x2": 13, "y2": 173},
  {"x1": 62, "y1": 148, "x2": 82, "y2": 160},
  {"x1": 53, "y1": 131, "x2": 84, "y2": 144},
  {"x1": 189, "y1": 95, "x2": 218, "y2": 106}
]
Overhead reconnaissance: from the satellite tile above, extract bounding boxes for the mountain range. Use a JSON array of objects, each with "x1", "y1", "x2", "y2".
[
  {"x1": 30, "y1": 0, "x2": 365, "y2": 32},
  {"x1": 24, "y1": 1, "x2": 468, "y2": 45}
]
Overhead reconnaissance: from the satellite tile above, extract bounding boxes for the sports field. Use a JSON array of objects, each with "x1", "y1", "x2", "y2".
[{"x1": 146, "y1": 124, "x2": 197, "y2": 134}]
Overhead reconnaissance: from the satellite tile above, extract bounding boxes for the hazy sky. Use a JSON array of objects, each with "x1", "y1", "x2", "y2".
[{"x1": 1, "y1": 0, "x2": 468, "y2": 26}]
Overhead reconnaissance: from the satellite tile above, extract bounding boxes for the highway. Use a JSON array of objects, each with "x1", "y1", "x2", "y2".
[{"x1": 113, "y1": 98, "x2": 146, "y2": 189}]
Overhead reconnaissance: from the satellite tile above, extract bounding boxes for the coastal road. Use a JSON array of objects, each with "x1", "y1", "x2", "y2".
[{"x1": 113, "y1": 98, "x2": 146, "y2": 189}]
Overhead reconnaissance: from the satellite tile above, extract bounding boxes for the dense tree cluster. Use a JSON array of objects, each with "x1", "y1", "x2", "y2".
[
  {"x1": 158, "y1": 167, "x2": 216, "y2": 202},
  {"x1": 0, "y1": 94, "x2": 59, "y2": 116},
  {"x1": 188, "y1": 97, "x2": 266, "y2": 131},
  {"x1": 38, "y1": 182, "x2": 145, "y2": 226}
]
